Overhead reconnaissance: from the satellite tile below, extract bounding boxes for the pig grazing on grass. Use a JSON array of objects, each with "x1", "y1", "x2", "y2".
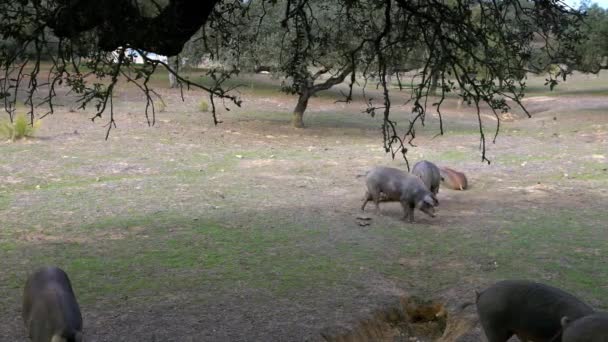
[
  {"x1": 561, "y1": 312, "x2": 608, "y2": 342},
  {"x1": 23, "y1": 266, "x2": 83, "y2": 342},
  {"x1": 439, "y1": 167, "x2": 468, "y2": 190},
  {"x1": 476, "y1": 280, "x2": 594, "y2": 342},
  {"x1": 361, "y1": 166, "x2": 438, "y2": 222},
  {"x1": 411, "y1": 160, "x2": 441, "y2": 194}
]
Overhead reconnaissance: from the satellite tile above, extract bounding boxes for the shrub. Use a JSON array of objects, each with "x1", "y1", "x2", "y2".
[
  {"x1": 198, "y1": 99, "x2": 209, "y2": 112},
  {"x1": 156, "y1": 100, "x2": 166, "y2": 113},
  {"x1": 0, "y1": 113, "x2": 41, "y2": 141}
]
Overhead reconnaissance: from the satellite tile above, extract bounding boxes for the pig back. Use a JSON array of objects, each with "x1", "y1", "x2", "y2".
[
  {"x1": 365, "y1": 166, "x2": 409, "y2": 200},
  {"x1": 412, "y1": 161, "x2": 441, "y2": 193}
]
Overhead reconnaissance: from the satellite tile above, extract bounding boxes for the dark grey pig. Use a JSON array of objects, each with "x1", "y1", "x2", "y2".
[
  {"x1": 476, "y1": 280, "x2": 593, "y2": 342},
  {"x1": 412, "y1": 160, "x2": 441, "y2": 194},
  {"x1": 361, "y1": 166, "x2": 438, "y2": 222},
  {"x1": 23, "y1": 266, "x2": 83, "y2": 342},
  {"x1": 561, "y1": 312, "x2": 608, "y2": 342}
]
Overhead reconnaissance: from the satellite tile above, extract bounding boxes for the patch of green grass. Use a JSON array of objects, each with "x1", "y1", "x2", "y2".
[
  {"x1": 434, "y1": 150, "x2": 474, "y2": 162},
  {"x1": 543, "y1": 161, "x2": 608, "y2": 183},
  {"x1": 0, "y1": 152, "x2": 241, "y2": 193},
  {"x1": 522, "y1": 71, "x2": 608, "y2": 95},
  {"x1": 465, "y1": 208, "x2": 608, "y2": 305},
  {"x1": 526, "y1": 87, "x2": 608, "y2": 97},
  {"x1": 1, "y1": 174, "x2": 139, "y2": 192},
  {"x1": 570, "y1": 170, "x2": 608, "y2": 182},
  {"x1": 235, "y1": 108, "x2": 380, "y2": 132},
  {"x1": 337, "y1": 205, "x2": 608, "y2": 304},
  {"x1": 1, "y1": 214, "x2": 353, "y2": 306},
  {"x1": 0, "y1": 241, "x2": 18, "y2": 253},
  {"x1": 567, "y1": 161, "x2": 608, "y2": 182},
  {"x1": 0, "y1": 193, "x2": 12, "y2": 210},
  {"x1": 493, "y1": 153, "x2": 552, "y2": 166}
]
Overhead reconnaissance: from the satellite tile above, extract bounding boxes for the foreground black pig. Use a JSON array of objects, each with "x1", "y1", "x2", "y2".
[
  {"x1": 22, "y1": 266, "x2": 83, "y2": 342},
  {"x1": 361, "y1": 166, "x2": 438, "y2": 222},
  {"x1": 561, "y1": 312, "x2": 608, "y2": 342},
  {"x1": 476, "y1": 280, "x2": 593, "y2": 342},
  {"x1": 412, "y1": 160, "x2": 441, "y2": 194}
]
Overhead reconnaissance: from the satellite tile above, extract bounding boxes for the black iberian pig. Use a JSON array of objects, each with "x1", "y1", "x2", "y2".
[
  {"x1": 476, "y1": 280, "x2": 594, "y2": 342},
  {"x1": 23, "y1": 266, "x2": 83, "y2": 342}
]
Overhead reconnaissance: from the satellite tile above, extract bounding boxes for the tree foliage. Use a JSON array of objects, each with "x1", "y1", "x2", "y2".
[
  {"x1": 570, "y1": 2, "x2": 608, "y2": 73},
  {"x1": 0, "y1": 0, "x2": 583, "y2": 162}
]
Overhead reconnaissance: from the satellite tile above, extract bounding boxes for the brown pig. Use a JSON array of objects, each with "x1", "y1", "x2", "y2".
[{"x1": 439, "y1": 167, "x2": 468, "y2": 190}]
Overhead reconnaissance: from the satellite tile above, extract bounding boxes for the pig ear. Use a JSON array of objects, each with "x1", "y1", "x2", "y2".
[
  {"x1": 561, "y1": 316, "x2": 571, "y2": 328},
  {"x1": 424, "y1": 195, "x2": 436, "y2": 206}
]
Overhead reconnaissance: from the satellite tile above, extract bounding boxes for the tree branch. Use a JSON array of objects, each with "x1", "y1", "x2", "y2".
[{"x1": 310, "y1": 65, "x2": 353, "y2": 93}]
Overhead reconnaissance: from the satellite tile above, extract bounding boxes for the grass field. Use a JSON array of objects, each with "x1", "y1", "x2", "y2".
[{"x1": 1, "y1": 69, "x2": 607, "y2": 341}]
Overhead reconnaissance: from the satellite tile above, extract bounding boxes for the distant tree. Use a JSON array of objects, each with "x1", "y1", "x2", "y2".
[
  {"x1": 0, "y1": 0, "x2": 582, "y2": 162},
  {"x1": 571, "y1": 4, "x2": 608, "y2": 73}
]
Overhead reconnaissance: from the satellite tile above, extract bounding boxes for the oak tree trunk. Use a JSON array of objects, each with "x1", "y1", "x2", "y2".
[
  {"x1": 292, "y1": 91, "x2": 311, "y2": 128},
  {"x1": 168, "y1": 56, "x2": 179, "y2": 88},
  {"x1": 429, "y1": 72, "x2": 439, "y2": 95},
  {"x1": 289, "y1": 66, "x2": 353, "y2": 128}
]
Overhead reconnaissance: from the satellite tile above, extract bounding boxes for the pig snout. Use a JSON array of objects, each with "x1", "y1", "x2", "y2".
[{"x1": 420, "y1": 205, "x2": 436, "y2": 217}]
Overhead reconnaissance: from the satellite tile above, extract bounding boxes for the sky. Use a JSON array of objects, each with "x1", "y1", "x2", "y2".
[{"x1": 563, "y1": 0, "x2": 608, "y2": 9}]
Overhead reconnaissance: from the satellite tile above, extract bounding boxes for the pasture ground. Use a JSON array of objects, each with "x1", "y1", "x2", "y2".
[{"x1": 1, "y1": 71, "x2": 607, "y2": 341}]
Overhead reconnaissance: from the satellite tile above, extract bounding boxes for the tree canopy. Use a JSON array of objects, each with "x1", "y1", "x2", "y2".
[
  {"x1": 570, "y1": 2, "x2": 608, "y2": 73},
  {"x1": 0, "y1": 0, "x2": 584, "y2": 162}
]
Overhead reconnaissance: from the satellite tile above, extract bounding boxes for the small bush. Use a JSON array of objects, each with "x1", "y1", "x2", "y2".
[
  {"x1": 156, "y1": 100, "x2": 167, "y2": 113},
  {"x1": 547, "y1": 64, "x2": 562, "y2": 78},
  {"x1": 198, "y1": 99, "x2": 209, "y2": 112},
  {"x1": 0, "y1": 113, "x2": 41, "y2": 141}
]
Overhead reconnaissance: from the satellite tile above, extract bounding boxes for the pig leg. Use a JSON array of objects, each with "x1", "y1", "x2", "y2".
[
  {"x1": 366, "y1": 188, "x2": 382, "y2": 214},
  {"x1": 401, "y1": 202, "x2": 415, "y2": 222},
  {"x1": 485, "y1": 330, "x2": 513, "y2": 342},
  {"x1": 479, "y1": 321, "x2": 513, "y2": 342},
  {"x1": 361, "y1": 191, "x2": 372, "y2": 211}
]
